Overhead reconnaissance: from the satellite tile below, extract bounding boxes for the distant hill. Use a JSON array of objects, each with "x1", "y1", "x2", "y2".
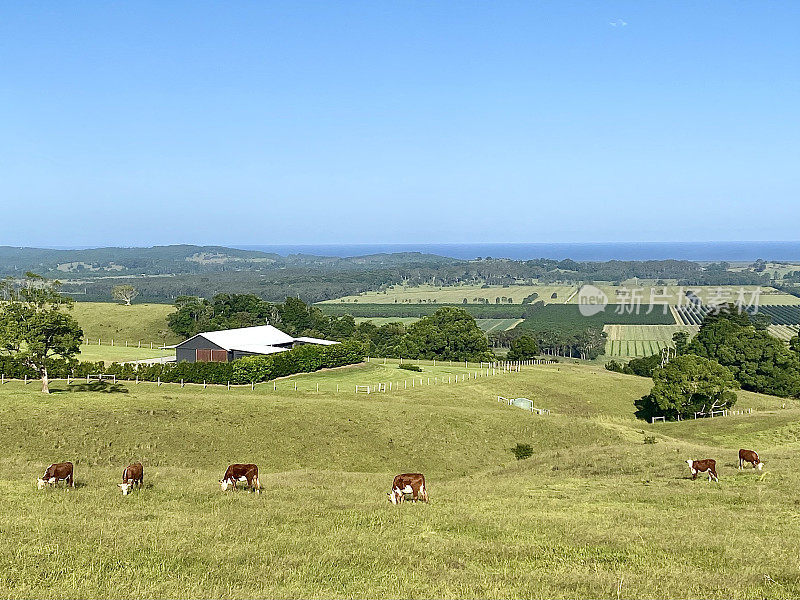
[{"x1": 0, "y1": 245, "x2": 460, "y2": 277}]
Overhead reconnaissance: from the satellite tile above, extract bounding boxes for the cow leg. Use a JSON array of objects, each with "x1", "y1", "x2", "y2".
[{"x1": 739, "y1": 459, "x2": 743, "y2": 470}]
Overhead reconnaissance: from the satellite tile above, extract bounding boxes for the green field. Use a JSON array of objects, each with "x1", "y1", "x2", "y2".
[
  {"x1": 77, "y1": 344, "x2": 173, "y2": 364},
  {"x1": 323, "y1": 283, "x2": 800, "y2": 307},
  {"x1": 71, "y1": 302, "x2": 180, "y2": 345},
  {"x1": 322, "y1": 284, "x2": 577, "y2": 305},
  {"x1": 1, "y1": 360, "x2": 799, "y2": 598},
  {"x1": 603, "y1": 324, "x2": 700, "y2": 357}
]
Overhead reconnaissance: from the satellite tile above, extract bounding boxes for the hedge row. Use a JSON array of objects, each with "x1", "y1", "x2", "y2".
[
  {"x1": 317, "y1": 303, "x2": 530, "y2": 319},
  {"x1": 232, "y1": 341, "x2": 366, "y2": 383},
  {"x1": 0, "y1": 341, "x2": 366, "y2": 386}
]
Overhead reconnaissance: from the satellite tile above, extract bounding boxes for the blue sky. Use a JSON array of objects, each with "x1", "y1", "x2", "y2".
[{"x1": 1, "y1": 1, "x2": 798, "y2": 247}]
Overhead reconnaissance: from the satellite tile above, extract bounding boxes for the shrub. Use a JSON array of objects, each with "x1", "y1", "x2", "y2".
[
  {"x1": 398, "y1": 364, "x2": 422, "y2": 372},
  {"x1": 511, "y1": 443, "x2": 534, "y2": 460},
  {"x1": 232, "y1": 340, "x2": 366, "y2": 384}
]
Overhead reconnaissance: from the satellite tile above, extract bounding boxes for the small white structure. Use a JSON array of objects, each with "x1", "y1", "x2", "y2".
[{"x1": 175, "y1": 325, "x2": 338, "y2": 363}]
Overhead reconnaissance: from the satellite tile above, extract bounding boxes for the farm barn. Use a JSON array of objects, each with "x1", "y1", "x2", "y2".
[{"x1": 173, "y1": 325, "x2": 337, "y2": 363}]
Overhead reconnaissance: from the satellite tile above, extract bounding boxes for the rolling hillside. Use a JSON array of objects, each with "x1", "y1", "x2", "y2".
[{"x1": 0, "y1": 362, "x2": 798, "y2": 598}]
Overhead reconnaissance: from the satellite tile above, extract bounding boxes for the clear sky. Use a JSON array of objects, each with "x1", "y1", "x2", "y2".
[{"x1": 1, "y1": 1, "x2": 798, "y2": 247}]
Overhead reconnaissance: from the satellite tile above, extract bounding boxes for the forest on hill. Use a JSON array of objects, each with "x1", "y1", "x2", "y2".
[{"x1": 1, "y1": 246, "x2": 795, "y2": 305}]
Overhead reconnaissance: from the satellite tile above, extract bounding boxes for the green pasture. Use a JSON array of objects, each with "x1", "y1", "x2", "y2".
[
  {"x1": 1, "y1": 360, "x2": 799, "y2": 598},
  {"x1": 71, "y1": 302, "x2": 180, "y2": 345},
  {"x1": 77, "y1": 344, "x2": 173, "y2": 364}
]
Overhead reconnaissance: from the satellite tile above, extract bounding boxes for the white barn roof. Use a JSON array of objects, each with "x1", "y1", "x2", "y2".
[
  {"x1": 294, "y1": 336, "x2": 340, "y2": 346},
  {"x1": 178, "y1": 325, "x2": 295, "y2": 352}
]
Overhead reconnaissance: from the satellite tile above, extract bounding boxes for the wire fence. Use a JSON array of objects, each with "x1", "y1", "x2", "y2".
[
  {"x1": 0, "y1": 357, "x2": 557, "y2": 394},
  {"x1": 80, "y1": 339, "x2": 172, "y2": 350}
]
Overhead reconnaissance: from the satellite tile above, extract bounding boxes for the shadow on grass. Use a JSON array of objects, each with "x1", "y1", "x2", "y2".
[{"x1": 56, "y1": 381, "x2": 129, "y2": 394}]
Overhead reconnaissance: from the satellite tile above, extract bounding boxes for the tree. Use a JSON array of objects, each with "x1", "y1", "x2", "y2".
[
  {"x1": 672, "y1": 331, "x2": 689, "y2": 355},
  {"x1": 111, "y1": 284, "x2": 139, "y2": 305},
  {"x1": 688, "y1": 311, "x2": 800, "y2": 398},
  {"x1": 398, "y1": 307, "x2": 494, "y2": 362},
  {"x1": 0, "y1": 274, "x2": 83, "y2": 393},
  {"x1": 634, "y1": 354, "x2": 739, "y2": 421},
  {"x1": 507, "y1": 335, "x2": 539, "y2": 360},
  {"x1": 791, "y1": 335, "x2": 800, "y2": 357}
]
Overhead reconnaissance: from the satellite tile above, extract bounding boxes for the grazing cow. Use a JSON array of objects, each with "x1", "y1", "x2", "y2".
[
  {"x1": 118, "y1": 462, "x2": 144, "y2": 495},
  {"x1": 37, "y1": 462, "x2": 74, "y2": 489},
  {"x1": 686, "y1": 459, "x2": 719, "y2": 482},
  {"x1": 739, "y1": 449, "x2": 763, "y2": 471},
  {"x1": 388, "y1": 473, "x2": 428, "y2": 504},
  {"x1": 220, "y1": 464, "x2": 260, "y2": 493}
]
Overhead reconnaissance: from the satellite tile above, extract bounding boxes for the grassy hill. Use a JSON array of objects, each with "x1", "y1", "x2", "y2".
[
  {"x1": 71, "y1": 302, "x2": 179, "y2": 346},
  {"x1": 0, "y1": 362, "x2": 798, "y2": 598}
]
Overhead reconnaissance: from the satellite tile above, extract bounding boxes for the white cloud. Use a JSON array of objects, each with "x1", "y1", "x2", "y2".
[{"x1": 609, "y1": 19, "x2": 628, "y2": 27}]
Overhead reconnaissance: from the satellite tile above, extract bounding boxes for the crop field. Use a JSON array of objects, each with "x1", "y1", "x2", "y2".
[
  {"x1": 71, "y1": 302, "x2": 180, "y2": 345},
  {"x1": 1, "y1": 360, "x2": 799, "y2": 598},
  {"x1": 603, "y1": 325, "x2": 700, "y2": 357},
  {"x1": 514, "y1": 305, "x2": 677, "y2": 337},
  {"x1": 322, "y1": 283, "x2": 800, "y2": 307},
  {"x1": 676, "y1": 304, "x2": 800, "y2": 326},
  {"x1": 321, "y1": 284, "x2": 578, "y2": 305},
  {"x1": 769, "y1": 325, "x2": 800, "y2": 342}
]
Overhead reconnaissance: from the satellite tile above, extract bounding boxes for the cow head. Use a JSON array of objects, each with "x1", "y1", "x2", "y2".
[
  {"x1": 388, "y1": 488, "x2": 403, "y2": 505},
  {"x1": 219, "y1": 479, "x2": 231, "y2": 492},
  {"x1": 37, "y1": 478, "x2": 47, "y2": 490},
  {"x1": 685, "y1": 459, "x2": 693, "y2": 469},
  {"x1": 118, "y1": 482, "x2": 133, "y2": 496},
  {"x1": 757, "y1": 461, "x2": 764, "y2": 471}
]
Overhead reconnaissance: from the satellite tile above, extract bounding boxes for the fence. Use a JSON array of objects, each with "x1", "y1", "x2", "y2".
[
  {"x1": 0, "y1": 355, "x2": 540, "y2": 394},
  {"x1": 366, "y1": 357, "x2": 556, "y2": 370},
  {"x1": 650, "y1": 408, "x2": 755, "y2": 423},
  {"x1": 81, "y1": 339, "x2": 171, "y2": 350}
]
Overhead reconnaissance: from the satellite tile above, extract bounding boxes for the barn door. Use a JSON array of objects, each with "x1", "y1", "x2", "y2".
[
  {"x1": 196, "y1": 349, "x2": 212, "y2": 362},
  {"x1": 211, "y1": 350, "x2": 227, "y2": 362}
]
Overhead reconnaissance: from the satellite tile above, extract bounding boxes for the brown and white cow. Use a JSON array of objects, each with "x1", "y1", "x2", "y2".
[
  {"x1": 37, "y1": 462, "x2": 74, "y2": 489},
  {"x1": 388, "y1": 473, "x2": 428, "y2": 504},
  {"x1": 686, "y1": 459, "x2": 719, "y2": 482},
  {"x1": 739, "y1": 449, "x2": 763, "y2": 471},
  {"x1": 220, "y1": 464, "x2": 260, "y2": 493},
  {"x1": 118, "y1": 462, "x2": 144, "y2": 495}
]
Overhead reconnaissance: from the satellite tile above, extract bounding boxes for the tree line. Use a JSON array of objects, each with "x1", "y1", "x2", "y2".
[{"x1": 606, "y1": 305, "x2": 800, "y2": 420}]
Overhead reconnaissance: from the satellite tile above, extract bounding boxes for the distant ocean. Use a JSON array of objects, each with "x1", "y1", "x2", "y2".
[{"x1": 236, "y1": 242, "x2": 800, "y2": 262}]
